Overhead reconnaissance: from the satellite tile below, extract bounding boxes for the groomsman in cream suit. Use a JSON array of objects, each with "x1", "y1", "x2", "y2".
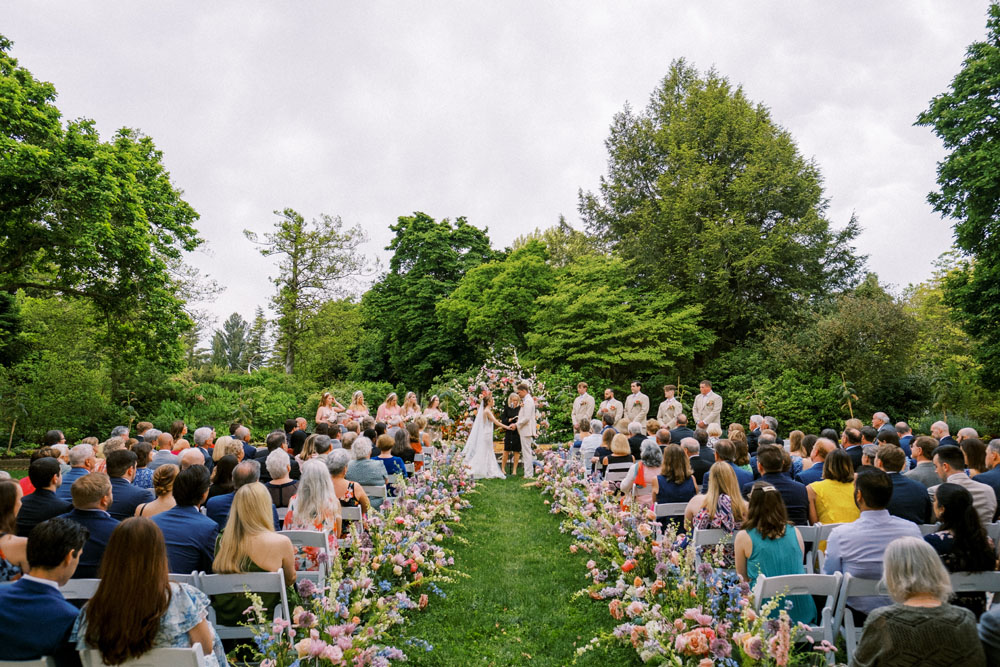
[
  {"x1": 598, "y1": 388, "x2": 624, "y2": 422},
  {"x1": 572, "y1": 382, "x2": 595, "y2": 435},
  {"x1": 657, "y1": 384, "x2": 683, "y2": 430},
  {"x1": 692, "y1": 380, "x2": 722, "y2": 429},
  {"x1": 624, "y1": 382, "x2": 649, "y2": 424},
  {"x1": 515, "y1": 382, "x2": 538, "y2": 478}
]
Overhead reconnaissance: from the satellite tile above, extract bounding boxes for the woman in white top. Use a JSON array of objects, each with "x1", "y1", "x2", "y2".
[{"x1": 315, "y1": 392, "x2": 345, "y2": 425}]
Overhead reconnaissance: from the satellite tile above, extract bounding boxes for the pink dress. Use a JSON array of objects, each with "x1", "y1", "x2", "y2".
[{"x1": 376, "y1": 404, "x2": 402, "y2": 422}]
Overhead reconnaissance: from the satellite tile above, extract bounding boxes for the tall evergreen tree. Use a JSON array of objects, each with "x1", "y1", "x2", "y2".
[
  {"x1": 211, "y1": 313, "x2": 249, "y2": 371},
  {"x1": 245, "y1": 306, "x2": 271, "y2": 371}
]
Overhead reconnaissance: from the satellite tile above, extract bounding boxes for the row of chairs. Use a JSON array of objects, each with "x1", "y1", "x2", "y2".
[{"x1": 2, "y1": 646, "x2": 211, "y2": 667}]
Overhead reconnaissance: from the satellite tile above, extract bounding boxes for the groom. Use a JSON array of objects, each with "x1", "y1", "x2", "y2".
[{"x1": 513, "y1": 382, "x2": 537, "y2": 479}]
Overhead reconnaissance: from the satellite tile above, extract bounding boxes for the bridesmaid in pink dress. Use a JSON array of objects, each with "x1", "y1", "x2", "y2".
[
  {"x1": 315, "y1": 392, "x2": 345, "y2": 426},
  {"x1": 346, "y1": 391, "x2": 370, "y2": 421},
  {"x1": 376, "y1": 393, "x2": 402, "y2": 423}
]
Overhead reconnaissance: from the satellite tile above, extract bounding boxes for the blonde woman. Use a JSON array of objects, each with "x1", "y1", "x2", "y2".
[
  {"x1": 282, "y1": 460, "x2": 341, "y2": 571},
  {"x1": 684, "y1": 462, "x2": 748, "y2": 567},
  {"x1": 346, "y1": 391, "x2": 369, "y2": 420},
  {"x1": 296, "y1": 434, "x2": 319, "y2": 465},
  {"x1": 376, "y1": 392, "x2": 401, "y2": 423},
  {"x1": 315, "y1": 392, "x2": 345, "y2": 425},
  {"x1": 423, "y1": 395, "x2": 447, "y2": 421},
  {"x1": 400, "y1": 392, "x2": 421, "y2": 421},
  {"x1": 212, "y1": 483, "x2": 296, "y2": 627},
  {"x1": 211, "y1": 436, "x2": 243, "y2": 463}
]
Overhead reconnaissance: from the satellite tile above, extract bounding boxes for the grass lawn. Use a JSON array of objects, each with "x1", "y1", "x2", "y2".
[
  {"x1": 0, "y1": 467, "x2": 27, "y2": 479},
  {"x1": 394, "y1": 473, "x2": 640, "y2": 667}
]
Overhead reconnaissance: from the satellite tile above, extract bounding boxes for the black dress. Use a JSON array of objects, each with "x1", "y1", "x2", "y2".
[{"x1": 501, "y1": 404, "x2": 521, "y2": 452}]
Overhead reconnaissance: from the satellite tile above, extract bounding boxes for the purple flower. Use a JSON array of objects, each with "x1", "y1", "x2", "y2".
[{"x1": 296, "y1": 577, "x2": 317, "y2": 598}]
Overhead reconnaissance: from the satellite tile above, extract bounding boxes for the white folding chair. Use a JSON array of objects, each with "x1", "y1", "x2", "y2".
[
  {"x1": 803, "y1": 524, "x2": 846, "y2": 574},
  {"x1": 199, "y1": 570, "x2": 291, "y2": 641},
  {"x1": 833, "y1": 574, "x2": 885, "y2": 664},
  {"x1": 603, "y1": 462, "x2": 633, "y2": 486},
  {"x1": 280, "y1": 529, "x2": 332, "y2": 584},
  {"x1": 341, "y1": 506, "x2": 363, "y2": 522},
  {"x1": 919, "y1": 523, "x2": 938, "y2": 536},
  {"x1": 691, "y1": 528, "x2": 729, "y2": 565},
  {"x1": 168, "y1": 572, "x2": 199, "y2": 587},
  {"x1": 0, "y1": 659, "x2": 55, "y2": 667},
  {"x1": 414, "y1": 453, "x2": 426, "y2": 467},
  {"x1": 80, "y1": 646, "x2": 207, "y2": 667},
  {"x1": 951, "y1": 571, "x2": 1000, "y2": 608},
  {"x1": 276, "y1": 507, "x2": 289, "y2": 529},
  {"x1": 654, "y1": 502, "x2": 689, "y2": 519},
  {"x1": 986, "y1": 522, "x2": 1000, "y2": 553},
  {"x1": 385, "y1": 473, "x2": 403, "y2": 487},
  {"x1": 753, "y1": 573, "x2": 842, "y2": 663},
  {"x1": 60, "y1": 578, "x2": 101, "y2": 601},
  {"x1": 405, "y1": 462, "x2": 415, "y2": 474}
]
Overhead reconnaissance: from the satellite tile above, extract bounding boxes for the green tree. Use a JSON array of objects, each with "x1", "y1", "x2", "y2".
[
  {"x1": 357, "y1": 212, "x2": 494, "y2": 390},
  {"x1": 580, "y1": 59, "x2": 863, "y2": 345},
  {"x1": 245, "y1": 306, "x2": 272, "y2": 371},
  {"x1": 0, "y1": 36, "x2": 202, "y2": 396},
  {"x1": 512, "y1": 216, "x2": 602, "y2": 268},
  {"x1": 211, "y1": 313, "x2": 250, "y2": 371},
  {"x1": 916, "y1": 4, "x2": 1000, "y2": 389},
  {"x1": 296, "y1": 299, "x2": 362, "y2": 384},
  {"x1": 245, "y1": 208, "x2": 371, "y2": 374},
  {"x1": 526, "y1": 254, "x2": 713, "y2": 383},
  {"x1": 437, "y1": 240, "x2": 554, "y2": 354}
]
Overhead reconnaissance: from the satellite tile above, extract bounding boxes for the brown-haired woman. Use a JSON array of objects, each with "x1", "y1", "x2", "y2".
[
  {"x1": 734, "y1": 483, "x2": 816, "y2": 625},
  {"x1": 134, "y1": 465, "x2": 178, "y2": 518},
  {"x1": 72, "y1": 517, "x2": 226, "y2": 665},
  {"x1": 656, "y1": 444, "x2": 697, "y2": 504},
  {"x1": 0, "y1": 480, "x2": 28, "y2": 581},
  {"x1": 961, "y1": 438, "x2": 988, "y2": 477},
  {"x1": 806, "y1": 448, "x2": 860, "y2": 525}
]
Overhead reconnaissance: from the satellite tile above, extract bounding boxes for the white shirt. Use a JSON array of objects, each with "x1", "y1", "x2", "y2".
[
  {"x1": 579, "y1": 433, "x2": 603, "y2": 474},
  {"x1": 21, "y1": 574, "x2": 60, "y2": 590}
]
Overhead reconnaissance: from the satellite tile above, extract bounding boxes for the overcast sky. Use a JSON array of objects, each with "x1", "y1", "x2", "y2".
[{"x1": 5, "y1": 2, "x2": 991, "y2": 330}]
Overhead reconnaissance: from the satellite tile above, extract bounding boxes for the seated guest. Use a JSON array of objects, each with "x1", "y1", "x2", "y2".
[
  {"x1": 734, "y1": 482, "x2": 816, "y2": 625},
  {"x1": 787, "y1": 430, "x2": 810, "y2": 468},
  {"x1": 732, "y1": 436, "x2": 753, "y2": 476},
  {"x1": 705, "y1": 422, "x2": 723, "y2": 448},
  {"x1": 620, "y1": 441, "x2": 661, "y2": 505},
  {"x1": 906, "y1": 436, "x2": 941, "y2": 487},
  {"x1": 232, "y1": 425, "x2": 258, "y2": 463},
  {"x1": 795, "y1": 437, "x2": 836, "y2": 485},
  {"x1": 212, "y1": 483, "x2": 296, "y2": 627},
  {"x1": 930, "y1": 445, "x2": 997, "y2": 526},
  {"x1": 854, "y1": 536, "x2": 984, "y2": 666},
  {"x1": 669, "y1": 414, "x2": 696, "y2": 448},
  {"x1": 684, "y1": 462, "x2": 748, "y2": 567},
  {"x1": 579, "y1": 419, "x2": 603, "y2": 474},
  {"x1": 208, "y1": 454, "x2": 238, "y2": 499},
  {"x1": 72, "y1": 518, "x2": 226, "y2": 666},
  {"x1": 295, "y1": 433, "x2": 319, "y2": 464},
  {"x1": 132, "y1": 441, "x2": 155, "y2": 489},
  {"x1": 311, "y1": 435, "x2": 334, "y2": 462},
  {"x1": 0, "y1": 517, "x2": 88, "y2": 665},
  {"x1": 190, "y1": 426, "x2": 215, "y2": 474},
  {"x1": 376, "y1": 434, "x2": 408, "y2": 479},
  {"x1": 134, "y1": 465, "x2": 178, "y2": 518},
  {"x1": 406, "y1": 422, "x2": 424, "y2": 471},
  {"x1": 963, "y1": 438, "x2": 989, "y2": 477},
  {"x1": 642, "y1": 419, "x2": 660, "y2": 448},
  {"x1": 257, "y1": 430, "x2": 301, "y2": 484},
  {"x1": 843, "y1": 427, "x2": 864, "y2": 470},
  {"x1": 0, "y1": 480, "x2": 29, "y2": 580},
  {"x1": 283, "y1": 460, "x2": 341, "y2": 569},
  {"x1": 147, "y1": 433, "x2": 180, "y2": 471},
  {"x1": 392, "y1": 429, "x2": 414, "y2": 465},
  {"x1": 741, "y1": 444, "x2": 809, "y2": 525},
  {"x1": 264, "y1": 448, "x2": 298, "y2": 510},
  {"x1": 591, "y1": 428, "x2": 615, "y2": 477},
  {"x1": 974, "y1": 439, "x2": 1000, "y2": 509},
  {"x1": 875, "y1": 444, "x2": 931, "y2": 525},
  {"x1": 106, "y1": 449, "x2": 155, "y2": 521},
  {"x1": 896, "y1": 422, "x2": 914, "y2": 459},
  {"x1": 600, "y1": 432, "x2": 636, "y2": 479},
  {"x1": 151, "y1": 465, "x2": 218, "y2": 574},
  {"x1": 16, "y1": 457, "x2": 71, "y2": 537},
  {"x1": 700, "y1": 440, "x2": 754, "y2": 493},
  {"x1": 206, "y1": 460, "x2": 280, "y2": 530},
  {"x1": 345, "y1": 437, "x2": 389, "y2": 509},
  {"x1": 18, "y1": 446, "x2": 61, "y2": 496},
  {"x1": 60, "y1": 472, "x2": 119, "y2": 578},
  {"x1": 823, "y1": 468, "x2": 923, "y2": 615},
  {"x1": 680, "y1": 436, "x2": 712, "y2": 487},
  {"x1": 328, "y1": 449, "x2": 370, "y2": 532},
  {"x1": 807, "y1": 448, "x2": 861, "y2": 526},
  {"x1": 926, "y1": 483, "x2": 996, "y2": 619},
  {"x1": 626, "y1": 421, "x2": 646, "y2": 459},
  {"x1": 656, "y1": 444, "x2": 697, "y2": 504},
  {"x1": 211, "y1": 436, "x2": 243, "y2": 463},
  {"x1": 56, "y1": 443, "x2": 96, "y2": 502}
]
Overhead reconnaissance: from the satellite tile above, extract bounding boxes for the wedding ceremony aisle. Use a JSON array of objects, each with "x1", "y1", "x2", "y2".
[{"x1": 394, "y1": 476, "x2": 640, "y2": 666}]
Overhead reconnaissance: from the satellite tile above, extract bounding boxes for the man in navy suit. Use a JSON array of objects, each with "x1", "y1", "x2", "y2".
[
  {"x1": 106, "y1": 449, "x2": 155, "y2": 521},
  {"x1": 700, "y1": 440, "x2": 753, "y2": 493},
  {"x1": 233, "y1": 425, "x2": 259, "y2": 462},
  {"x1": 843, "y1": 428, "x2": 864, "y2": 470},
  {"x1": 55, "y1": 443, "x2": 96, "y2": 503},
  {"x1": 669, "y1": 414, "x2": 696, "y2": 451},
  {"x1": 0, "y1": 517, "x2": 89, "y2": 665},
  {"x1": 875, "y1": 444, "x2": 932, "y2": 525},
  {"x1": 742, "y1": 445, "x2": 811, "y2": 525},
  {"x1": 680, "y1": 437, "x2": 712, "y2": 486},
  {"x1": 151, "y1": 465, "x2": 218, "y2": 574},
  {"x1": 191, "y1": 426, "x2": 215, "y2": 474},
  {"x1": 16, "y1": 457, "x2": 72, "y2": 537},
  {"x1": 973, "y1": 439, "x2": 1000, "y2": 520},
  {"x1": 896, "y1": 422, "x2": 914, "y2": 459},
  {"x1": 59, "y1": 472, "x2": 119, "y2": 578},
  {"x1": 206, "y1": 459, "x2": 280, "y2": 530},
  {"x1": 795, "y1": 438, "x2": 836, "y2": 486}
]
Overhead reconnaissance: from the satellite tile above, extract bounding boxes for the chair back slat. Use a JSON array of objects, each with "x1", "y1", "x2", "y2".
[
  {"x1": 60, "y1": 578, "x2": 101, "y2": 601},
  {"x1": 79, "y1": 646, "x2": 206, "y2": 667},
  {"x1": 654, "y1": 502, "x2": 689, "y2": 519}
]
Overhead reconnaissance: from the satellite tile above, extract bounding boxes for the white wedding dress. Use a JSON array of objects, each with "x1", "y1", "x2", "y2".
[{"x1": 462, "y1": 405, "x2": 506, "y2": 479}]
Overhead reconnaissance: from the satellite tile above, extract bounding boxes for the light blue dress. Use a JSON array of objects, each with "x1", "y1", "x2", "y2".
[
  {"x1": 72, "y1": 581, "x2": 226, "y2": 666},
  {"x1": 747, "y1": 526, "x2": 817, "y2": 625}
]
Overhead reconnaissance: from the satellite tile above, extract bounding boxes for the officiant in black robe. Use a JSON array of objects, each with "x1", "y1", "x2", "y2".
[{"x1": 501, "y1": 394, "x2": 521, "y2": 452}]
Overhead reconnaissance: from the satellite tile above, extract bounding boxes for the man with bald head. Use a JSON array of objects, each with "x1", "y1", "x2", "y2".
[
  {"x1": 56, "y1": 444, "x2": 96, "y2": 503},
  {"x1": 680, "y1": 436, "x2": 711, "y2": 486},
  {"x1": 233, "y1": 425, "x2": 258, "y2": 461},
  {"x1": 957, "y1": 427, "x2": 979, "y2": 443},
  {"x1": 931, "y1": 420, "x2": 958, "y2": 447},
  {"x1": 148, "y1": 433, "x2": 180, "y2": 471},
  {"x1": 796, "y1": 437, "x2": 837, "y2": 485},
  {"x1": 179, "y1": 448, "x2": 206, "y2": 470},
  {"x1": 871, "y1": 412, "x2": 895, "y2": 437}
]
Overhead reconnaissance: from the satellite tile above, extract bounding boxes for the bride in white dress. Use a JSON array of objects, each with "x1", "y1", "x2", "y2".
[{"x1": 461, "y1": 388, "x2": 509, "y2": 479}]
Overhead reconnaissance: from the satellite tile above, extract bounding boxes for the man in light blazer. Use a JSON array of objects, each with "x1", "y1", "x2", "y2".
[
  {"x1": 572, "y1": 382, "x2": 595, "y2": 436},
  {"x1": 516, "y1": 382, "x2": 538, "y2": 479}
]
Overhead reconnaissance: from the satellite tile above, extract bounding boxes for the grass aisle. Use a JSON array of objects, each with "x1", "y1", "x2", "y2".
[{"x1": 395, "y1": 475, "x2": 641, "y2": 667}]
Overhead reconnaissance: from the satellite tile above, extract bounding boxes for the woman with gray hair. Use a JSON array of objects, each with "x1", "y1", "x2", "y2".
[
  {"x1": 345, "y1": 437, "x2": 389, "y2": 509},
  {"x1": 620, "y1": 439, "x2": 661, "y2": 505},
  {"x1": 264, "y1": 449, "x2": 298, "y2": 510},
  {"x1": 852, "y1": 536, "x2": 984, "y2": 666},
  {"x1": 282, "y1": 460, "x2": 340, "y2": 570},
  {"x1": 327, "y1": 449, "x2": 370, "y2": 529}
]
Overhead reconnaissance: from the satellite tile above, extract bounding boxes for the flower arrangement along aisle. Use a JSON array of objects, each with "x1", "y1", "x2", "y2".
[
  {"x1": 535, "y1": 451, "x2": 836, "y2": 666},
  {"x1": 450, "y1": 346, "x2": 550, "y2": 443},
  {"x1": 241, "y1": 447, "x2": 475, "y2": 666}
]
